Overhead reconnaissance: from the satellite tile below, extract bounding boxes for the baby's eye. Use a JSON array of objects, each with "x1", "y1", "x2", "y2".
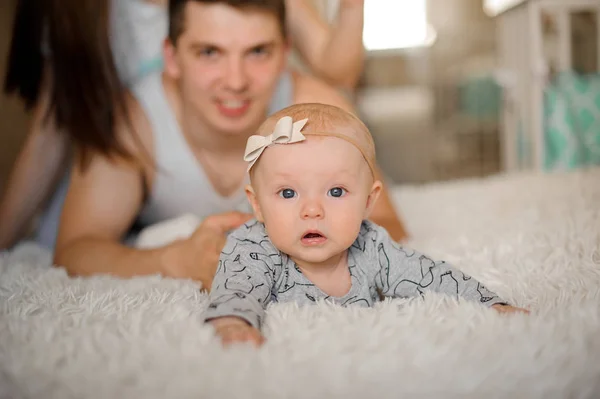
[
  {"x1": 328, "y1": 187, "x2": 346, "y2": 198},
  {"x1": 279, "y1": 189, "x2": 296, "y2": 199}
]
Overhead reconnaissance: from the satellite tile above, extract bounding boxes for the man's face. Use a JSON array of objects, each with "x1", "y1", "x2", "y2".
[{"x1": 165, "y1": 2, "x2": 288, "y2": 137}]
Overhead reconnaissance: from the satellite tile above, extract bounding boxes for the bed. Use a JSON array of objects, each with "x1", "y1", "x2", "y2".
[{"x1": 1, "y1": 167, "x2": 600, "y2": 398}]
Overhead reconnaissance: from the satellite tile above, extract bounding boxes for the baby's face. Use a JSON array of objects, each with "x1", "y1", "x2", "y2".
[{"x1": 247, "y1": 136, "x2": 381, "y2": 266}]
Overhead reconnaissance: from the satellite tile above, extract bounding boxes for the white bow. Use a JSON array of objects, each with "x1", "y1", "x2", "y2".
[{"x1": 244, "y1": 116, "x2": 309, "y2": 171}]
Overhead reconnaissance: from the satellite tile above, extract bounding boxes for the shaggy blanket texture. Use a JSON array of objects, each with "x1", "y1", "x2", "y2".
[{"x1": 1, "y1": 169, "x2": 600, "y2": 399}]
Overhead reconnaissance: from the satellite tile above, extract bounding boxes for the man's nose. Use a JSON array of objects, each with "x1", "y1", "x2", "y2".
[
  {"x1": 224, "y1": 57, "x2": 249, "y2": 92},
  {"x1": 301, "y1": 198, "x2": 324, "y2": 220}
]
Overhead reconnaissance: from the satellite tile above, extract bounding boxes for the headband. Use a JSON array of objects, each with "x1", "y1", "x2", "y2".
[{"x1": 243, "y1": 116, "x2": 376, "y2": 175}]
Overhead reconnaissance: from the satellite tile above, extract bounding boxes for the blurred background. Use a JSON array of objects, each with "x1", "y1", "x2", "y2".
[{"x1": 1, "y1": 0, "x2": 599, "y2": 187}]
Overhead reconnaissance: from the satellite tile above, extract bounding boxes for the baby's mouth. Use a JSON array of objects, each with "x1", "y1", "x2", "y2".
[{"x1": 301, "y1": 231, "x2": 327, "y2": 245}]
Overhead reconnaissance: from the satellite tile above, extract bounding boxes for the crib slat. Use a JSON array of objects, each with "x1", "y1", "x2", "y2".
[
  {"x1": 597, "y1": 9, "x2": 600, "y2": 72},
  {"x1": 529, "y1": 1, "x2": 545, "y2": 170},
  {"x1": 557, "y1": 9, "x2": 572, "y2": 72}
]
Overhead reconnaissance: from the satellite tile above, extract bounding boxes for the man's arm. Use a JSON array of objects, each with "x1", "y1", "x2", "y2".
[
  {"x1": 54, "y1": 93, "x2": 178, "y2": 278},
  {"x1": 53, "y1": 143, "x2": 159, "y2": 277},
  {"x1": 368, "y1": 166, "x2": 408, "y2": 242},
  {"x1": 53, "y1": 94, "x2": 249, "y2": 288},
  {"x1": 286, "y1": 0, "x2": 365, "y2": 90},
  {"x1": 293, "y1": 73, "x2": 409, "y2": 242}
]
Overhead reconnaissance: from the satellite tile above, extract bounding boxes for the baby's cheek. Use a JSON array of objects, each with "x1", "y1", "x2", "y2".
[
  {"x1": 264, "y1": 201, "x2": 292, "y2": 221},
  {"x1": 263, "y1": 210, "x2": 296, "y2": 247},
  {"x1": 266, "y1": 225, "x2": 295, "y2": 254},
  {"x1": 334, "y1": 209, "x2": 363, "y2": 244}
]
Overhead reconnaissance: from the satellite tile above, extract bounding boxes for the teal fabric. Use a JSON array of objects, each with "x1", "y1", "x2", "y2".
[
  {"x1": 137, "y1": 57, "x2": 164, "y2": 80},
  {"x1": 543, "y1": 71, "x2": 600, "y2": 171},
  {"x1": 517, "y1": 120, "x2": 532, "y2": 169},
  {"x1": 458, "y1": 75, "x2": 502, "y2": 121}
]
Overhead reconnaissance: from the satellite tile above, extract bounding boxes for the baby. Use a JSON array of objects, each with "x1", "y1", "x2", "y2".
[{"x1": 203, "y1": 103, "x2": 525, "y2": 346}]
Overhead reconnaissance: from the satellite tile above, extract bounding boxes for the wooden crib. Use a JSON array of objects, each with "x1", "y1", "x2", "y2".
[{"x1": 488, "y1": 0, "x2": 600, "y2": 172}]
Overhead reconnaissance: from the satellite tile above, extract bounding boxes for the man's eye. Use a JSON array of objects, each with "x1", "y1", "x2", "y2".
[
  {"x1": 328, "y1": 187, "x2": 346, "y2": 198},
  {"x1": 249, "y1": 46, "x2": 270, "y2": 57},
  {"x1": 279, "y1": 189, "x2": 296, "y2": 199},
  {"x1": 197, "y1": 47, "x2": 218, "y2": 57}
]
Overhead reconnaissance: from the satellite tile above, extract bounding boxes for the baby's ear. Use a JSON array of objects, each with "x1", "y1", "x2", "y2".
[
  {"x1": 245, "y1": 184, "x2": 264, "y2": 222},
  {"x1": 364, "y1": 180, "x2": 383, "y2": 218}
]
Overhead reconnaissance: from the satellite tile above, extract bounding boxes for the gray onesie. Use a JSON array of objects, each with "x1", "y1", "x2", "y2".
[{"x1": 203, "y1": 220, "x2": 507, "y2": 329}]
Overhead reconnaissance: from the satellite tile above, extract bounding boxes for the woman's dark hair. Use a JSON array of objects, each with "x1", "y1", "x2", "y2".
[
  {"x1": 46, "y1": 0, "x2": 134, "y2": 168},
  {"x1": 4, "y1": 0, "x2": 136, "y2": 169},
  {"x1": 3, "y1": 0, "x2": 46, "y2": 110}
]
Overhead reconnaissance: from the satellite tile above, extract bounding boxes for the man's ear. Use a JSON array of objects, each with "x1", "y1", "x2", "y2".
[
  {"x1": 283, "y1": 36, "x2": 292, "y2": 55},
  {"x1": 245, "y1": 184, "x2": 264, "y2": 222},
  {"x1": 162, "y1": 38, "x2": 181, "y2": 79},
  {"x1": 364, "y1": 180, "x2": 383, "y2": 219}
]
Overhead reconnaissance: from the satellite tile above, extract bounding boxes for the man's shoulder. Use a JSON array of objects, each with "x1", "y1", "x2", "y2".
[
  {"x1": 122, "y1": 70, "x2": 178, "y2": 146},
  {"x1": 70, "y1": 88, "x2": 153, "y2": 173},
  {"x1": 106, "y1": 74, "x2": 162, "y2": 170},
  {"x1": 291, "y1": 70, "x2": 354, "y2": 114}
]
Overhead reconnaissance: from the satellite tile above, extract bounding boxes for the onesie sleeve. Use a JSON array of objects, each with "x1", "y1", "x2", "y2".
[
  {"x1": 202, "y1": 233, "x2": 277, "y2": 330},
  {"x1": 371, "y1": 225, "x2": 508, "y2": 307}
]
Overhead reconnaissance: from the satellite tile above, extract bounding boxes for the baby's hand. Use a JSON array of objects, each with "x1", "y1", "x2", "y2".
[
  {"x1": 210, "y1": 317, "x2": 265, "y2": 347},
  {"x1": 492, "y1": 304, "x2": 530, "y2": 314}
]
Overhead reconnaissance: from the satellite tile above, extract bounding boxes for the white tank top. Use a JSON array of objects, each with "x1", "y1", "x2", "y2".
[
  {"x1": 132, "y1": 71, "x2": 294, "y2": 226},
  {"x1": 131, "y1": 73, "x2": 249, "y2": 225}
]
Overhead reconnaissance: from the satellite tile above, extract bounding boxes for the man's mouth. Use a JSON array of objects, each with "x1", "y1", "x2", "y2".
[
  {"x1": 301, "y1": 230, "x2": 327, "y2": 245},
  {"x1": 221, "y1": 100, "x2": 246, "y2": 109},
  {"x1": 216, "y1": 99, "x2": 250, "y2": 117}
]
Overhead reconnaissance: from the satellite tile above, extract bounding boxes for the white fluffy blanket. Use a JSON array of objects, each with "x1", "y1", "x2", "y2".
[{"x1": 2, "y1": 169, "x2": 600, "y2": 399}]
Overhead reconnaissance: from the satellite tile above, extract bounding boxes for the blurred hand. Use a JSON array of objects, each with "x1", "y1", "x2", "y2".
[
  {"x1": 492, "y1": 304, "x2": 530, "y2": 314},
  {"x1": 163, "y1": 211, "x2": 252, "y2": 290},
  {"x1": 341, "y1": 0, "x2": 364, "y2": 7},
  {"x1": 210, "y1": 317, "x2": 265, "y2": 347}
]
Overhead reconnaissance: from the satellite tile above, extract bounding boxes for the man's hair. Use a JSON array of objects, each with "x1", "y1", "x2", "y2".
[{"x1": 168, "y1": 0, "x2": 287, "y2": 44}]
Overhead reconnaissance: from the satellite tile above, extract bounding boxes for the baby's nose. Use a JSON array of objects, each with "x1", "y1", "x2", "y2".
[{"x1": 301, "y1": 199, "x2": 324, "y2": 220}]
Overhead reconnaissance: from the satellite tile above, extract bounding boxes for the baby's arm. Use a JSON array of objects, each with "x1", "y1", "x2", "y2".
[
  {"x1": 203, "y1": 238, "x2": 277, "y2": 345},
  {"x1": 372, "y1": 228, "x2": 507, "y2": 307},
  {"x1": 209, "y1": 316, "x2": 266, "y2": 347}
]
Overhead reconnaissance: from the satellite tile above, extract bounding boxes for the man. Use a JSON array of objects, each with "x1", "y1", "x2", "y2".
[{"x1": 54, "y1": 0, "x2": 407, "y2": 290}]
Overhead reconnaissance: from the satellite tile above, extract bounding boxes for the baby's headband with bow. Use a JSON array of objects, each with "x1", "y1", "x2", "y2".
[{"x1": 243, "y1": 116, "x2": 376, "y2": 175}]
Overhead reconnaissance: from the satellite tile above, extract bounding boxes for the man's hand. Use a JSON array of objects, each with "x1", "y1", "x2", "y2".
[
  {"x1": 492, "y1": 304, "x2": 530, "y2": 314},
  {"x1": 210, "y1": 317, "x2": 265, "y2": 347},
  {"x1": 163, "y1": 211, "x2": 252, "y2": 290}
]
